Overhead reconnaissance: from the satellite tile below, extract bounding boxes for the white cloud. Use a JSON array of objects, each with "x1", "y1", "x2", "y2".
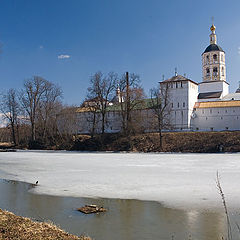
[{"x1": 58, "y1": 54, "x2": 71, "y2": 59}]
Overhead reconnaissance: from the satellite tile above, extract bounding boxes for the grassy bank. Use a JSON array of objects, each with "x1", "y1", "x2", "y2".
[
  {"x1": 2, "y1": 131, "x2": 240, "y2": 153},
  {"x1": 0, "y1": 209, "x2": 91, "y2": 240},
  {"x1": 71, "y1": 131, "x2": 240, "y2": 153}
]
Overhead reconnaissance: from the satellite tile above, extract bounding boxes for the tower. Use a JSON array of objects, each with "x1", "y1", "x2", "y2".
[
  {"x1": 198, "y1": 24, "x2": 229, "y2": 101},
  {"x1": 202, "y1": 24, "x2": 226, "y2": 82}
]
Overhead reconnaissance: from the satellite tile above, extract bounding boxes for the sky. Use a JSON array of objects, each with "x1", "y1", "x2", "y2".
[{"x1": 0, "y1": 0, "x2": 240, "y2": 105}]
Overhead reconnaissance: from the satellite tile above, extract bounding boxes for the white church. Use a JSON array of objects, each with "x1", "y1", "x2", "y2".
[
  {"x1": 58, "y1": 24, "x2": 240, "y2": 134},
  {"x1": 161, "y1": 23, "x2": 240, "y2": 131}
]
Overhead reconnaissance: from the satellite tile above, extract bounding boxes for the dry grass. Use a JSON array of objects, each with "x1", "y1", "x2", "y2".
[
  {"x1": 71, "y1": 131, "x2": 240, "y2": 152},
  {"x1": 0, "y1": 142, "x2": 14, "y2": 148},
  {"x1": 0, "y1": 209, "x2": 92, "y2": 240}
]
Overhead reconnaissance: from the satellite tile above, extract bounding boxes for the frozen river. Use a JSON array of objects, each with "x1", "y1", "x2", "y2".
[
  {"x1": 0, "y1": 151, "x2": 240, "y2": 239},
  {"x1": 0, "y1": 150, "x2": 240, "y2": 210}
]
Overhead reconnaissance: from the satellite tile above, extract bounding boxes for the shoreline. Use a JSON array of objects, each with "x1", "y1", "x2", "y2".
[
  {"x1": 2, "y1": 131, "x2": 240, "y2": 153},
  {"x1": 0, "y1": 208, "x2": 91, "y2": 240}
]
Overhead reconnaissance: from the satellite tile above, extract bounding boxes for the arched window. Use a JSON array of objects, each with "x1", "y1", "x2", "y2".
[
  {"x1": 206, "y1": 55, "x2": 209, "y2": 64},
  {"x1": 221, "y1": 55, "x2": 224, "y2": 62},
  {"x1": 206, "y1": 68, "x2": 210, "y2": 77},
  {"x1": 213, "y1": 67, "x2": 218, "y2": 76},
  {"x1": 222, "y1": 67, "x2": 224, "y2": 76},
  {"x1": 213, "y1": 54, "x2": 217, "y2": 62}
]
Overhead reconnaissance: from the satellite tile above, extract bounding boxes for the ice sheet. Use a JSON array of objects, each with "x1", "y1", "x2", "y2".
[{"x1": 0, "y1": 150, "x2": 240, "y2": 210}]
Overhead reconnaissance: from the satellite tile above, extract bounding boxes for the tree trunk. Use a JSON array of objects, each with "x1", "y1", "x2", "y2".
[
  {"x1": 32, "y1": 122, "x2": 36, "y2": 141},
  {"x1": 91, "y1": 112, "x2": 96, "y2": 138},
  {"x1": 10, "y1": 122, "x2": 16, "y2": 145},
  {"x1": 158, "y1": 119, "x2": 162, "y2": 150},
  {"x1": 101, "y1": 113, "x2": 105, "y2": 135}
]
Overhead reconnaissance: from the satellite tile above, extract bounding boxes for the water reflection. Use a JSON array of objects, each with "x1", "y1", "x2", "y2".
[{"x1": 0, "y1": 179, "x2": 233, "y2": 240}]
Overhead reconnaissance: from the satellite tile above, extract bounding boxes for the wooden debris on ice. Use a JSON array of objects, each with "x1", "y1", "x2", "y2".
[{"x1": 77, "y1": 205, "x2": 107, "y2": 214}]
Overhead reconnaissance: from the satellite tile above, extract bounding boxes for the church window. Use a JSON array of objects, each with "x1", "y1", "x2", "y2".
[
  {"x1": 222, "y1": 67, "x2": 224, "y2": 76},
  {"x1": 206, "y1": 68, "x2": 210, "y2": 77},
  {"x1": 177, "y1": 102, "x2": 180, "y2": 108},
  {"x1": 180, "y1": 81, "x2": 183, "y2": 88},
  {"x1": 171, "y1": 83, "x2": 173, "y2": 88},
  {"x1": 206, "y1": 55, "x2": 209, "y2": 64},
  {"x1": 221, "y1": 55, "x2": 223, "y2": 62},
  {"x1": 206, "y1": 117, "x2": 208, "y2": 120},
  {"x1": 225, "y1": 110, "x2": 227, "y2": 113},
  {"x1": 221, "y1": 117, "x2": 223, "y2": 120},
  {"x1": 202, "y1": 110, "x2": 204, "y2": 114},
  {"x1": 213, "y1": 67, "x2": 218, "y2": 76},
  {"x1": 213, "y1": 54, "x2": 217, "y2": 62},
  {"x1": 176, "y1": 82, "x2": 178, "y2": 88},
  {"x1": 171, "y1": 103, "x2": 173, "y2": 108},
  {"x1": 210, "y1": 109, "x2": 212, "y2": 114},
  {"x1": 183, "y1": 102, "x2": 185, "y2": 107}
]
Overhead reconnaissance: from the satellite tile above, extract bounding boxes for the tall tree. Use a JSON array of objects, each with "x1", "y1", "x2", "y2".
[
  {"x1": 81, "y1": 100, "x2": 100, "y2": 137},
  {"x1": 37, "y1": 83, "x2": 62, "y2": 142},
  {"x1": 150, "y1": 82, "x2": 172, "y2": 149},
  {"x1": 0, "y1": 88, "x2": 20, "y2": 145},
  {"x1": 20, "y1": 76, "x2": 62, "y2": 142},
  {"x1": 118, "y1": 72, "x2": 145, "y2": 134},
  {"x1": 87, "y1": 71, "x2": 117, "y2": 134}
]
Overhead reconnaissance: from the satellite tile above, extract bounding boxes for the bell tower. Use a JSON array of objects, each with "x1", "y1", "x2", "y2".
[
  {"x1": 202, "y1": 24, "x2": 226, "y2": 83},
  {"x1": 198, "y1": 24, "x2": 229, "y2": 100}
]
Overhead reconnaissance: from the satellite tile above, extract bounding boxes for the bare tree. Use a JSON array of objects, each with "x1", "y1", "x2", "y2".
[
  {"x1": 0, "y1": 89, "x2": 20, "y2": 145},
  {"x1": 118, "y1": 72, "x2": 145, "y2": 134},
  {"x1": 36, "y1": 83, "x2": 62, "y2": 142},
  {"x1": 56, "y1": 105, "x2": 79, "y2": 138},
  {"x1": 87, "y1": 71, "x2": 117, "y2": 134},
  {"x1": 150, "y1": 82, "x2": 172, "y2": 149},
  {"x1": 81, "y1": 100, "x2": 100, "y2": 137},
  {"x1": 20, "y1": 76, "x2": 62, "y2": 142}
]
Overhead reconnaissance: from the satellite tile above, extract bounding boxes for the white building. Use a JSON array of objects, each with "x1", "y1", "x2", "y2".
[
  {"x1": 190, "y1": 24, "x2": 240, "y2": 131},
  {"x1": 58, "y1": 24, "x2": 240, "y2": 134},
  {"x1": 154, "y1": 23, "x2": 240, "y2": 132},
  {"x1": 160, "y1": 74, "x2": 198, "y2": 130}
]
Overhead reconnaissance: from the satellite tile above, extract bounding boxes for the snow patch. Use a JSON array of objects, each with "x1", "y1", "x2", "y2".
[{"x1": 0, "y1": 151, "x2": 239, "y2": 210}]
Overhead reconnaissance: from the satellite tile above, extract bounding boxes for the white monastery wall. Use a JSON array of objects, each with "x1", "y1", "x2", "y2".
[{"x1": 192, "y1": 106, "x2": 240, "y2": 131}]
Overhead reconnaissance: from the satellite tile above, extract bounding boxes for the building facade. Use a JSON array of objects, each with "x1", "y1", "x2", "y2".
[
  {"x1": 191, "y1": 24, "x2": 240, "y2": 131},
  {"x1": 58, "y1": 24, "x2": 240, "y2": 134}
]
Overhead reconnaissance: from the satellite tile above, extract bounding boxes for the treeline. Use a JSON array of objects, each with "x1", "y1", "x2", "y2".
[
  {"x1": 0, "y1": 76, "x2": 65, "y2": 148},
  {"x1": 0, "y1": 71, "x2": 170, "y2": 149}
]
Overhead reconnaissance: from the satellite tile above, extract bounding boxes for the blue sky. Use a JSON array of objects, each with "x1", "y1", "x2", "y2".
[{"x1": 0, "y1": 0, "x2": 240, "y2": 105}]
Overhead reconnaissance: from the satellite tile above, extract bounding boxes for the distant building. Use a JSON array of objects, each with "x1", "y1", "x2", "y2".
[
  {"x1": 58, "y1": 24, "x2": 240, "y2": 134},
  {"x1": 160, "y1": 74, "x2": 198, "y2": 130},
  {"x1": 191, "y1": 24, "x2": 240, "y2": 131}
]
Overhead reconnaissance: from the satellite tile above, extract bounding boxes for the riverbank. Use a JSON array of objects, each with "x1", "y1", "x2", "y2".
[
  {"x1": 71, "y1": 131, "x2": 240, "y2": 152},
  {"x1": 2, "y1": 131, "x2": 240, "y2": 152},
  {"x1": 0, "y1": 208, "x2": 91, "y2": 240}
]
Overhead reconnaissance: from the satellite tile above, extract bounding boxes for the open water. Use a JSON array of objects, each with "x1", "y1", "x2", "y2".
[{"x1": 0, "y1": 179, "x2": 236, "y2": 240}]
